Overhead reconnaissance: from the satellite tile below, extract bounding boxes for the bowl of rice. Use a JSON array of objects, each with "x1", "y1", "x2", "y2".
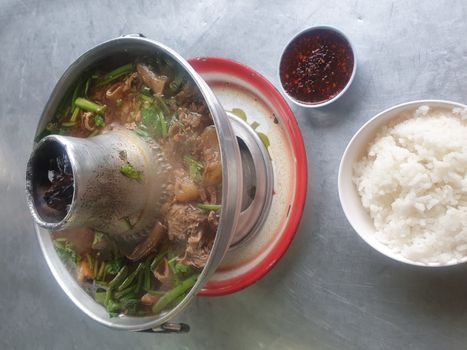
[{"x1": 339, "y1": 100, "x2": 467, "y2": 266}]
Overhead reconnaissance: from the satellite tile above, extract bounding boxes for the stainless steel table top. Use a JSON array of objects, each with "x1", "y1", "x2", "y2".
[{"x1": 2, "y1": 1, "x2": 467, "y2": 349}]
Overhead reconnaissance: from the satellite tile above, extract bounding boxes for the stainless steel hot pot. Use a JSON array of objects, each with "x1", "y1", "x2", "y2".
[{"x1": 26, "y1": 35, "x2": 276, "y2": 332}]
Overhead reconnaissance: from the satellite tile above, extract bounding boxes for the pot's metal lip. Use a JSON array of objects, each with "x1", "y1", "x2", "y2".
[
  {"x1": 32, "y1": 35, "x2": 242, "y2": 331},
  {"x1": 26, "y1": 135, "x2": 79, "y2": 230}
]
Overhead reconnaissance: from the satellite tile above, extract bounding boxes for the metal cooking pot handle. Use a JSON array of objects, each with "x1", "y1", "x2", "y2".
[
  {"x1": 121, "y1": 33, "x2": 146, "y2": 38},
  {"x1": 139, "y1": 322, "x2": 190, "y2": 333}
]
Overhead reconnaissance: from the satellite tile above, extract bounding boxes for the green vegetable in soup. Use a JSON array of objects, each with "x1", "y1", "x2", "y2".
[
  {"x1": 97, "y1": 63, "x2": 135, "y2": 86},
  {"x1": 140, "y1": 105, "x2": 168, "y2": 139},
  {"x1": 75, "y1": 98, "x2": 106, "y2": 114},
  {"x1": 53, "y1": 238, "x2": 78, "y2": 268},
  {"x1": 120, "y1": 163, "x2": 143, "y2": 181},
  {"x1": 197, "y1": 203, "x2": 221, "y2": 211},
  {"x1": 184, "y1": 156, "x2": 203, "y2": 183},
  {"x1": 94, "y1": 115, "x2": 105, "y2": 127},
  {"x1": 152, "y1": 274, "x2": 198, "y2": 314}
]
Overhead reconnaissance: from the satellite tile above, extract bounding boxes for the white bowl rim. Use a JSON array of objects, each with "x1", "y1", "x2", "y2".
[
  {"x1": 278, "y1": 24, "x2": 357, "y2": 108},
  {"x1": 338, "y1": 99, "x2": 467, "y2": 267}
]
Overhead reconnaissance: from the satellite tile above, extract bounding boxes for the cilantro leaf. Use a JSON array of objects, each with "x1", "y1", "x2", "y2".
[
  {"x1": 53, "y1": 238, "x2": 78, "y2": 268},
  {"x1": 120, "y1": 163, "x2": 143, "y2": 181}
]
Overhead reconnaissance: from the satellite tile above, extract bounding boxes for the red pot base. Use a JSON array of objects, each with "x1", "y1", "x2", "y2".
[{"x1": 189, "y1": 57, "x2": 307, "y2": 296}]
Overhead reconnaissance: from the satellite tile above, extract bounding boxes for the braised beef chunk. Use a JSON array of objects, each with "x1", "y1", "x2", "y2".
[
  {"x1": 136, "y1": 63, "x2": 168, "y2": 95},
  {"x1": 127, "y1": 222, "x2": 166, "y2": 261},
  {"x1": 175, "y1": 80, "x2": 196, "y2": 104},
  {"x1": 177, "y1": 108, "x2": 210, "y2": 132},
  {"x1": 167, "y1": 204, "x2": 217, "y2": 268},
  {"x1": 167, "y1": 204, "x2": 208, "y2": 241},
  {"x1": 179, "y1": 231, "x2": 213, "y2": 269}
]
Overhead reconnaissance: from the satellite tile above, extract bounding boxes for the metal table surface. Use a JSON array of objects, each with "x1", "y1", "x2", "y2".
[{"x1": 1, "y1": 1, "x2": 467, "y2": 349}]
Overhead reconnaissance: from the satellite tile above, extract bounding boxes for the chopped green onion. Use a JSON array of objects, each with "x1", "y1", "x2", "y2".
[
  {"x1": 95, "y1": 291, "x2": 106, "y2": 304},
  {"x1": 167, "y1": 257, "x2": 178, "y2": 280},
  {"x1": 92, "y1": 231, "x2": 104, "y2": 248},
  {"x1": 109, "y1": 266, "x2": 128, "y2": 288},
  {"x1": 136, "y1": 270, "x2": 144, "y2": 293},
  {"x1": 154, "y1": 95, "x2": 170, "y2": 115},
  {"x1": 139, "y1": 94, "x2": 154, "y2": 104},
  {"x1": 61, "y1": 121, "x2": 76, "y2": 128},
  {"x1": 97, "y1": 63, "x2": 135, "y2": 86},
  {"x1": 197, "y1": 203, "x2": 221, "y2": 211},
  {"x1": 75, "y1": 97, "x2": 106, "y2": 114},
  {"x1": 184, "y1": 156, "x2": 203, "y2": 183},
  {"x1": 146, "y1": 290, "x2": 165, "y2": 296},
  {"x1": 140, "y1": 105, "x2": 168, "y2": 139},
  {"x1": 93, "y1": 260, "x2": 100, "y2": 278},
  {"x1": 160, "y1": 114, "x2": 168, "y2": 137},
  {"x1": 97, "y1": 261, "x2": 106, "y2": 280},
  {"x1": 86, "y1": 254, "x2": 94, "y2": 273},
  {"x1": 105, "y1": 258, "x2": 124, "y2": 275},
  {"x1": 118, "y1": 263, "x2": 144, "y2": 291},
  {"x1": 150, "y1": 250, "x2": 168, "y2": 271},
  {"x1": 173, "y1": 293, "x2": 187, "y2": 306},
  {"x1": 95, "y1": 281, "x2": 109, "y2": 290},
  {"x1": 105, "y1": 292, "x2": 121, "y2": 315},
  {"x1": 84, "y1": 78, "x2": 91, "y2": 96},
  {"x1": 142, "y1": 254, "x2": 154, "y2": 270},
  {"x1": 173, "y1": 261, "x2": 191, "y2": 274},
  {"x1": 143, "y1": 268, "x2": 151, "y2": 291},
  {"x1": 152, "y1": 274, "x2": 198, "y2": 314},
  {"x1": 70, "y1": 106, "x2": 80, "y2": 122},
  {"x1": 94, "y1": 114, "x2": 105, "y2": 127},
  {"x1": 114, "y1": 286, "x2": 135, "y2": 300},
  {"x1": 53, "y1": 238, "x2": 77, "y2": 268},
  {"x1": 71, "y1": 82, "x2": 82, "y2": 111},
  {"x1": 120, "y1": 163, "x2": 143, "y2": 181}
]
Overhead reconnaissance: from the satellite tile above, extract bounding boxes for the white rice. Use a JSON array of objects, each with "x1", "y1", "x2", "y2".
[{"x1": 353, "y1": 106, "x2": 467, "y2": 264}]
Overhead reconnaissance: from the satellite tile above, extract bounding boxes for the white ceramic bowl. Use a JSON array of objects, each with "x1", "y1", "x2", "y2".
[
  {"x1": 338, "y1": 100, "x2": 467, "y2": 267},
  {"x1": 278, "y1": 25, "x2": 357, "y2": 108}
]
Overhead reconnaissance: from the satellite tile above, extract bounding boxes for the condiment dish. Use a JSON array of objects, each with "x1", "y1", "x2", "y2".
[{"x1": 278, "y1": 25, "x2": 357, "y2": 108}]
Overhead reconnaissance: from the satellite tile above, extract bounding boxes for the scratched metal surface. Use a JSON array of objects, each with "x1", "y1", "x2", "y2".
[{"x1": 1, "y1": 0, "x2": 467, "y2": 349}]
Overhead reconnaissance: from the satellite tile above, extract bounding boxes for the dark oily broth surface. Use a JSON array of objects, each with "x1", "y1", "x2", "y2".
[
  {"x1": 40, "y1": 56, "x2": 222, "y2": 317},
  {"x1": 44, "y1": 151, "x2": 73, "y2": 214},
  {"x1": 280, "y1": 29, "x2": 354, "y2": 104}
]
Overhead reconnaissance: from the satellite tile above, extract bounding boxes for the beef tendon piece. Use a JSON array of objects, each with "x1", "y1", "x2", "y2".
[
  {"x1": 127, "y1": 222, "x2": 167, "y2": 261},
  {"x1": 136, "y1": 63, "x2": 167, "y2": 95}
]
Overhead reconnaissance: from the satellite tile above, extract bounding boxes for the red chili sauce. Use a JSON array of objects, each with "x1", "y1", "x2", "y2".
[{"x1": 280, "y1": 29, "x2": 354, "y2": 104}]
